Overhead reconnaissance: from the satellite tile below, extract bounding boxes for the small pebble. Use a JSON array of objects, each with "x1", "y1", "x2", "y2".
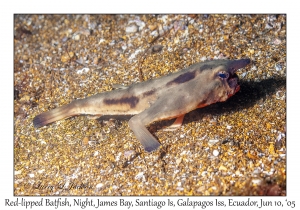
[
  {"x1": 20, "y1": 95, "x2": 30, "y2": 102},
  {"x1": 208, "y1": 139, "x2": 219, "y2": 146},
  {"x1": 73, "y1": 34, "x2": 80, "y2": 40},
  {"x1": 62, "y1": 37, "x2": 68, "y2": 42},
  {"x1": 275, "y1": 90, "x2": 285, "y2": 100},
  {"x1": 93, "y1": 57, "x2": 100, "y2": 65},
  {"x1": 61, "y1": 52, "x2": 74, "y2": 63},
  {"x1": 78, "y1": 27, "x2": 91, "y2": 36},
  {"x1": 150, "y1": 30, "x2": 158, "y2": 37},
  {"x1": 151, "y1": 45, "x2": 163, "y2": 53},
  {"x1": 96, "y1": 183, "x2": 104, "y2": 189},
  {"x1": 126, "y1": 24, "x2": 138, "y2": 34},
  {"x1": 83, "y1": 137, "x2": 89, "y2": 145},
  {"x1": 251, "y1": 179, "x2": 262, "y2": 185},
  {"x1": 273, "y1": 38, "x2": 281, "y2": 45},
  {"x1": 279, "y1": 154, "x2": 286, "y2": 158},
  {"x1": 176, "y1": 158, "x2": 182, "y2": 166},
  {"x1": 77, "y1": 67, "x2": 90, "y2": 74},
  {"x1": 173, "y1": 20, "x2": 186, "y2": 31},
  {"x1": 219, "y1": 165, "x2": 227, "y2": 171},
  {"x1": 15, "y1": 170, "x2": 22, "y2": 175},
  {"x1": 38, "y1": 169, "x2": 45, "y2": 174},
  {"x1": 148, "y1": 24, "x2": 157, "y2": 31},
  {"x1": 135, "y1": 172, "x2": 144, "y2": 180},
  {"x1": 213, "y1": 150, "x2": 219, "y2": 156},
  {"x1": 124, "y1": 150, "x2": 135, "y2": 159},
  {"x1": 275, "y1": 63, "x2": 282, "y2": 71}
]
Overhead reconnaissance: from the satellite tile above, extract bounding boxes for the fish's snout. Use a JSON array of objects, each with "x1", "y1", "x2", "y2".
[
  {"x1": 228, "y1": 59, "x2": 251, "y2": 73},
  {"x1": 223, "y1": 59, "x2": 250, "y2": 98}
]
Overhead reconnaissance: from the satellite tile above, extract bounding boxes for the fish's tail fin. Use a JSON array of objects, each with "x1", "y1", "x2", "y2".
[{"x1": 33, "y1": 103, "x2": 76, "y2": 128}]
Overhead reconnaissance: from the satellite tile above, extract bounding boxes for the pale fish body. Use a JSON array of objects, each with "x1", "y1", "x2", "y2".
[{"x1": 33, "y1": 59, "x2": 250, "y2": 152}]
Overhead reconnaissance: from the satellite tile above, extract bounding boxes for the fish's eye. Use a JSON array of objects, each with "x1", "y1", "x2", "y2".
[{"x1": 218, "y1": 71, "x2": 229, "y2": 79}]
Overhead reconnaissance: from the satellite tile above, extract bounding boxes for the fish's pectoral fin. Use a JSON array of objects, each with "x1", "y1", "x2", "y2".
[
  {"x1": 163, "y1": 114, "x2": 185, "y2": 131},
  {"x1": 128, "y1": 116, "x2": 161, "y2": 152},
  {"x1": 129, "y1": 92, "x2": 196, "y2": 152}
]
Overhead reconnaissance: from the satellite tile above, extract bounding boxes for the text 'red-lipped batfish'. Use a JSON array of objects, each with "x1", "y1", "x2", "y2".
[{"x1": 33, "y1": 59, "x2": 250, "y2": 152}]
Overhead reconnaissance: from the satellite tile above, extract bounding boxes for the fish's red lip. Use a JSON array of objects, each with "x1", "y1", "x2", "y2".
[
  {"x1": 228, "y1": 84, "x2": 240, "y2": 98},
  {"x1": 228, "y1": 73, "x2": 239, "y2": 87},
  {"x1": 234, "y1": 84, "x2": 240, "y2": 94},
  {"x1": 227, "y1": 73, "x2": 240, "y2": 97},
  {"x1": 225, "y1": 58, "x2": 249, "y2": 97}
]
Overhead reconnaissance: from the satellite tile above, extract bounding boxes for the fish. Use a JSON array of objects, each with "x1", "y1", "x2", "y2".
[{"x1": 33, "y1": 59, "x2": 250, "y2": 152}]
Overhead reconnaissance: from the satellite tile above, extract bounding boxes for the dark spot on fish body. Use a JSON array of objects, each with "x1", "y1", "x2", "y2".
[
  {"x1": 200, "y1": 64, "x2": 213, "y2": 71},
  {"x1": 167, "y1": 71, "x2": 196, "y2": 86},
  {"x1": 142, "y1": 89, "x2": 156, "y2": 97},
  {"x1": 104, "y1": 96, "x2": 140, "y2": 108}
]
